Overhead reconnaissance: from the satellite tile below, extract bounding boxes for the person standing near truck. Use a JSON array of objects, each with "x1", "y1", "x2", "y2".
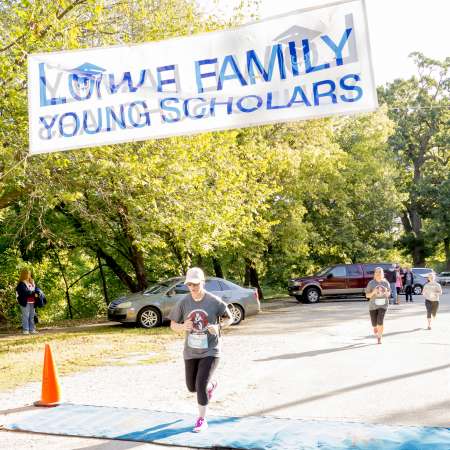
[
  {"x1": 395, "y1": 266, "x2": 403, "y2": 300},
  {"x1": 385, "y1": 264, "x2": 397, "y2": 305},
  {"x1": 403, "y1": 268, "x2": 414, "y2": 302},
  {"x1": 365, "y1": 267, "x2": 391, "y2": 344}
]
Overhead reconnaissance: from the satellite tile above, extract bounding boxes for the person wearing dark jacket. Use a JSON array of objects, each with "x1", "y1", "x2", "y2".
[
  {"x1": 385, "y1": 264, "x2": 398, "y2": 305},
  {"x1": 403, "y1": 268, "x2": 414, "y2": 302},
  {"x1": 16, "y1": 269, "x2": 37, "y2": 334}
]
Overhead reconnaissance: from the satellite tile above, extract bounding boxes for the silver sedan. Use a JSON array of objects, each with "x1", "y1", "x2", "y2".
[
  {"x1": 107, "y1": 277, "x2": 260, "y2": 328},
  {"x1": 437, "y1": 272, "x2": 450, "y2": 286}
]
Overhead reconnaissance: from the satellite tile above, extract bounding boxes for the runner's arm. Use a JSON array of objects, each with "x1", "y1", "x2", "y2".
[
  {"x1": 220, "y1": 307, "x2": 234, "y2": 329},
  {"x1": 170, "y1": 320, "x2": 193, "y2": 333}
]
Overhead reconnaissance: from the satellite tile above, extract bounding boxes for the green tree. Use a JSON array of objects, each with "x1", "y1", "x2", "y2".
[
  {"x1": 378, "y1": 53, "x2": 450, "y2": 266},
  {"x1": 0, "y1": 0, "x2": 258, "y2": 321}
]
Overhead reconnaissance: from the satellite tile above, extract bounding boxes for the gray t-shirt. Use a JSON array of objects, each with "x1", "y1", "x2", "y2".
[
  {"x1": 168, "y1": 291, "x2": 229, "y2": 360},
  {"x1": 365, "y1": 279, "x2": 390, "y2": 310}
]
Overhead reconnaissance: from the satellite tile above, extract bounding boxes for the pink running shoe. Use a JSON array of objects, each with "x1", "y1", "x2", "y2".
[
  {"x1": 207, "y1": 381, "x2": 218, "y2": 401},
  {"x1": 193, "y1": 417, "x2": 208, "y2": 433}
]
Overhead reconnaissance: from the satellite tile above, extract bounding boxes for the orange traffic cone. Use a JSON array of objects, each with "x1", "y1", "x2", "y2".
[{"x1": 34, "y1": 344, "x2": 61, "y2": 407}]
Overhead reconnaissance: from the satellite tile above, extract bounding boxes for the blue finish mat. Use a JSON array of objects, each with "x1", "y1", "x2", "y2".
[{"x1": 3, "y1": 403, "x2": 450, "y2": 449}]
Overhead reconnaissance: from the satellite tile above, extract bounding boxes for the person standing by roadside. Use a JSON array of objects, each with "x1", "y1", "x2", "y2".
[
  {"x1": 366, "y1": 267, "x2": 390, "y2": 344},
  {"x1": 422, "y1": 272, "x2": 442, "y2": 330},
  {"x1": 395, "y1": 265, "x2": 403, "y2": 303},
  {"x1": 385, "y1": 264, "x2": 397, "y2": 305},
  {"x1": 169, "y1": 267, "x2": 233, "y2": 432},
  {"x1": 403, "y1": 268, "x2": 414, "y2": 302},
  {"x1": 16, "y1": 269, "x2": 38, "y2": 335}
]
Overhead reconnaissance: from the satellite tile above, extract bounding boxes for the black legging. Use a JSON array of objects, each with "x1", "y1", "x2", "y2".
[
  {"x1": 184, "y1": 356, "x2": 219, "y2": 406},
  {"x1": 405, "y1": 285, "x2": 413, "y2": 302}
]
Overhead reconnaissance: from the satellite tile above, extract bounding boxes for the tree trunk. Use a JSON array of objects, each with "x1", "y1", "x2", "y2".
[
  {"x1": 244, "y1": 263, "x2": 250, "y2": 286},
  {"x1": 117, "y1": 204, "x2": 148, "y2": 290},
  {"x1": 95, "y1": 247, "x2": 139, "y2": 292},
  {"x1": 244, "y1": 258, "x2": 264, "y2": 300},
  {"x1": 0, "y1": 310, "x2": 8, "y2": 324},
  {"x1": 163, "y1": 230, "x2": 190, "y2": 273},
  {"x1": 212, "y1": 257, "x2": 224, "y2": 278},
  {"x1": 97, "y1": 253, "x2": 109, "y2": 305},
  {"x1": 411, "y1": 240, "x2": 426, "y2": 266},
  {"x1": 130, "y1": 243, "x2": 148, "y2": 291},
  {"x1": 444, "y1": 237, "x2": 450, "y2": 271},
  {"x1": 402, "y1": 208, "x2": 426, "y2": 266},
  {"x1": 195, "y1": 254, "x2": 204, "y2": 267},
  {"x1": 57, "y1": 201, "x2": 144, "y2": 292},
  {"x1": 53, "y1": 250, "x2": 73, "y2": 319}
]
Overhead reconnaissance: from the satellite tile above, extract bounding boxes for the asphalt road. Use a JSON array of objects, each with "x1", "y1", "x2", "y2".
[{"x1": 1, "y1": 289, "x2": 449, "y2": 449}]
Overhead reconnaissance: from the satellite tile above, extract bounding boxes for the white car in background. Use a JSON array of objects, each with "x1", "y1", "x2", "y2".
[
  {"x1": 437, "y1": 272, "x2": 450, "y2": 286},
  {"x1": 411, "y1": 267, "x2": 434, "y2": 277}
]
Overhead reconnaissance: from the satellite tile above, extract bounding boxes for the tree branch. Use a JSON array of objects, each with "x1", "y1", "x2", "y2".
[{"x1": 0, "y1": 0, "x2": 88, "y2": 53}]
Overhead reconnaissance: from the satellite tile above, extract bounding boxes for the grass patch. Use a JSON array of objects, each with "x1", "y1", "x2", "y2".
[
  {"x1": 261, "y1": 286, "x2": 290, "y2": 300},
  {"x1": 0, "y1": 325, "x2": 177, "y2": 392}
]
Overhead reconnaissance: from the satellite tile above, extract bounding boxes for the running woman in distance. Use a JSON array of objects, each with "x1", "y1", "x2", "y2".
[
  {"x1": 422, "y1": 272, "x2": 442, "y2": 330},
  {"x1": 365, "y1": 267, "x2": 391, "y2": 344}
]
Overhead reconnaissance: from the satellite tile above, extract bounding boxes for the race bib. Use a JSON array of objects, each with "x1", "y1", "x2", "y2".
[
  {"x1": 188, "y1": 333, "x2": 208, "y2": 349},
  {"x1": 375, "y1": 298, "x2": 386, "y2": 306}
]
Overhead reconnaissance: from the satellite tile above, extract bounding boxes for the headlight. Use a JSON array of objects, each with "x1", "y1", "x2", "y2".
[
  {"x1": 293, "y1": 281, "x2": 303, "y2": 286},
  {"x1": 117, "y1": 301, "x2": 132, "y2": 309}
]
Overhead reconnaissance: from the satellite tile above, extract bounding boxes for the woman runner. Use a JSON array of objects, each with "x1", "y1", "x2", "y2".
[
  {"x1": 169, "y1": 267, "x2": 233, "y2": 432},
  {"x1": 422, "y1": 272, "x2": 442, "y2": 330},
  {"x1": 365, "y1": 267, "x2": 390, "y2": 344}
]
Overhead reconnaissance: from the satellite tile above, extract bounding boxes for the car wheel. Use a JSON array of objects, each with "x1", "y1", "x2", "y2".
[
  {"x1": 413, "y1": 285, "x2": 423, "y2": 295},
  {"x1": 137, "y1": 306, "x2": 161, "y2": 329},
  {"x1": 228, "y1": 303, "x2": 244, "y2": 325},
  {"x1": 303, "y1": 287, "x2": 320, "y2": 303}
]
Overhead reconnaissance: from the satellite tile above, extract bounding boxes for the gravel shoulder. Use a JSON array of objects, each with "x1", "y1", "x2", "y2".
[{"x1": 1, "y1": 290, "x2": 449, "y2": 449}]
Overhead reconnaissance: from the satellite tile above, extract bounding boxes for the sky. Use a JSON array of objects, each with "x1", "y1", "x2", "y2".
[{"x1": 198, "y1": 0, "x2": 449, "y2": 86}]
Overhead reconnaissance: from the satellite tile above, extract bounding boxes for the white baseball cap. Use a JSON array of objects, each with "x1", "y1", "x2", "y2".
[{"x1": 184, "y1": 267, "x2": 205, "y2": 284}]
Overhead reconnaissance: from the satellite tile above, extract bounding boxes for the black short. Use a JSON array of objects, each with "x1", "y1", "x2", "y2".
[
  {"x1": 425, "y1": 300, "x2": 439, "y2": 319},
  {"x1": 370, "y1": 308, "x2": 386, "y2": 326}
]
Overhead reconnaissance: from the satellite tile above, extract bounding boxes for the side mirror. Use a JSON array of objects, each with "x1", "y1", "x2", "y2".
[
  {"x1": 166, "y1": 289, "x2": 175, "y2": 297},
  {"x1": 327, "y1": 273, "x2": 333, "y2": 279}
]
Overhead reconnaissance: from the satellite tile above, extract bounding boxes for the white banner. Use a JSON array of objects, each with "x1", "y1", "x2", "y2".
[{"x1": 28, "y1": 0, "x2": 377, "y2": 154}]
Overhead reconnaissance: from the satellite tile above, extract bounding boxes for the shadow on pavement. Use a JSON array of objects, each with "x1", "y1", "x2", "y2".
[
  {"x1": 254, "y1": 343, "x2": 371, "y2": 361},
  {"x1": 0, "y1": 405, "x2": 36, "y2": 416},
  {"x1": 73, "y1": 440, "x2": 148, "y2": 450},
  {"x1": 378, "y1": 399, "x2": 450, "y2": 424},
  {"x1": 352, "y1": 328, "x2": 423, "y2": 340},
  {"x1": 248, "y1": 363, "x2": 450, "y2": 416}
]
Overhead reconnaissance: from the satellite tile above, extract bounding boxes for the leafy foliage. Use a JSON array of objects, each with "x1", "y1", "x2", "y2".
[
  {"x1": 1, "y1": 3, "x2": 447, "y2": 324},
  {"x1": 378, "y1": 53, "x2": 450, "y2": 266}
]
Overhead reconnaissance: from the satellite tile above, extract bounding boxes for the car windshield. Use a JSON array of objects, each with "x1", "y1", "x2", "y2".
[
  {"x1": 144, "y1": 282, "x2": 172, "y2": 294},
  {"x1": 316, "y1": 266, "x2": 331, "y2": 277}
]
